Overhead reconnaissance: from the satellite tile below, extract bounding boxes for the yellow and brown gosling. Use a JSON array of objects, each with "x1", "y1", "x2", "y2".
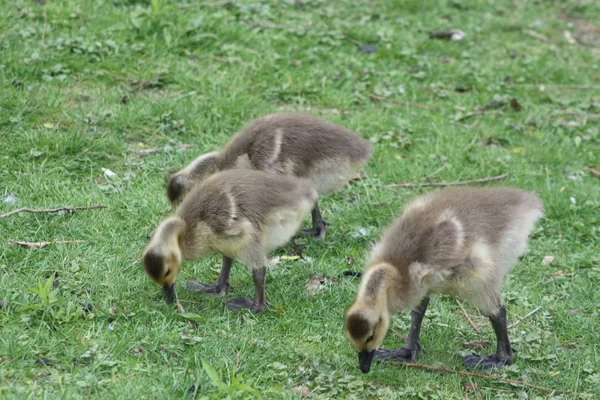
[
  {"x1": 166, "y1": 112, "x2": 372, "y2": 240},
  {"x1": 344, "y1": 187, "x2": 543, "y2": 373},
  {"x1": 143, "y1": 169, "x2": 317, "y2": 312}
]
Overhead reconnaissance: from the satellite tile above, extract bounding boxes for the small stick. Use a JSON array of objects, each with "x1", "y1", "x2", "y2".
[
  {"x1": 212, "y1": 56, "x2": 228, "y2": 63},
  {"x1": 455, "y1": 111, "x2": 502, "y2": 122},
  {"x1": 178, "y1": 1, "x2": 233, "y2": 8},
  {"x1": 508, "y1": 306, "x2": 542, "y2": 329},
  {"x1": 394, "y1": 362, "x2": 591, "y2": 397},
  {"x1": 41, "y1": 7, "x2": 47, "y2": 44},
  {"x1": 384, "y1": 173, "x2": 508, "y2": 189},
  {"x1": 244, "y1": 20, "x2": 312, "y2": 31},
  {"x1": 8, "y1": 240, "x2": 86, "y2": 249},
  {"x1": 130, "y1": 79, "x2": 151, "y2": 92},
  {"x1": 524, "y1": 30, "x2": 552, "y2": 43},
  {"x1": 129, "y1": 144, "x2": 195, "y2": 154},
  {"x1": 369, "y1": 94, "x2": 430, "y2": 110},
  {"x1": 456, "y1": 299, "x2": 481, "y2": 333},
  {"x1": 391, "y1": 328, "x2": 407, "y2": 340},
  {"x1": 423, "y1": 163, "x2": 447, "y2": 181},
  {"x1": 1, "y1": 205, "x2": 107, "y2": 219},
  {"x1": 122, "y1": 257, "x2": 141, "y2": 273},
  {"x1": 234, "y1": 351, "x2": 241, "y2": 374},
  {"x1": 514, "y1": 84, "x2": 600, "y2": 89}
]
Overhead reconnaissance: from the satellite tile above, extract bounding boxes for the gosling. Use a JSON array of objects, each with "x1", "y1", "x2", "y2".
[
  {"x1": 143, "y1": 169, "x2": 317, "y2": 312},
  {"x1": 344, "y1": 187, "x2": 543, "y2": 373},
  {"x1": 166, "y1": 113, "x2": 372, "y2": 240}
]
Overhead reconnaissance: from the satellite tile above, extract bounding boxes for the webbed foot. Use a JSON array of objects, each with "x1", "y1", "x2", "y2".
[
  {"x1": 463, "y1": 353, "x2": 511, "y2": 371},
  {"x1": 374, "y1": 345, "x2": 422, "y2": 363},
  {"x1": 185, "y1": 280, "x2": 231, "y2": 297},
  {"x1": 225, "y1": 297, "x2": 268, "y2": 313},
  {"x1": 301, "y1": 226, "x2": 326, "y2": 240}
]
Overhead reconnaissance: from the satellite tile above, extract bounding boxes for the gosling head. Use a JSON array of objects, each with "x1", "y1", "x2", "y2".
[
  {"x1": 167, "y1": 152, "x2": 220, "y2": 207},
  {"x1": 142, "y1": 217, "x2": 185, "y2": 303},
  {"x1": 344, "y1": 263, "x2": 397, "y2": 373}
]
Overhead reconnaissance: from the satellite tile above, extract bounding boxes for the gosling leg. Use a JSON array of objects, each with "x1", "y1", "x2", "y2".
[
  {"x1": 302, "y1": 201, "x2": 328, "y2": 240},
  {"x1": 463, "y1": 305, "x2": 513, "y2": 371},
  {"x1": 226, "y1": 266, "x2": 268, "y2": 313},
  {"x1": 185, "y1": 256, "x2": 233, "y2": 297},
  {"x1": 374, "y1": 296, "x2": 430, "y2": 363}
]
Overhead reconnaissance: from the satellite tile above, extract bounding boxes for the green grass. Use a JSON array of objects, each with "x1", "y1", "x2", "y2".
[{"x1": 1, "y1": 0, "x2": 599, "y2": 398}]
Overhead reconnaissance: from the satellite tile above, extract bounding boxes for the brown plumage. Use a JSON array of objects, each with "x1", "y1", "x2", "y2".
[
  {"x1": 166, "y1": 113, "x2": 372, "y2": 240},
  {"x1": 344, "y1": 187, "x2": 543, "y2": 373},
  {"x1": 143, "y1": 169, "x2": 317, "y2": 312}
]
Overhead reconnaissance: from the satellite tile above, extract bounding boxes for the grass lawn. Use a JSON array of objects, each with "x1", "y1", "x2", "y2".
[{"x1": 1, "y1": 0, "x2": 599, "y2": 398}]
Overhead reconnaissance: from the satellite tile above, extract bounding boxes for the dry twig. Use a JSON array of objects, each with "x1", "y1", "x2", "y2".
[
  {"x1": 384, "y1": 173, "x2": 508, "y2": 189},
  {"x1": 423, "y1": 163, "x2": 447, "y2": 181},
  {"x1": 8, "y1": 240, "x2": 86, "y2": 249},
  {"x1": 129, "y1": 144, "x2": 195, "y2": 154},
  {"x1": 1, "y1": 205, "x2": 107, "y2": 219},
  {"x1": 178, "y1": 1, "x2": 233, "y2": 8},
  {"x1": 244, "y1": 20, "x2": 312, "y2": 31},
  {"x1": 508, "y1": 306, "x2": 543, "y2": 329},
  {"x1": 456, "y1": 299, "x2": 481, "y2": 333},
  {"x1": 369, "y1": 94, "x2": 430, "y2": 110},
  {"x1": 393, "y1": 362, "x2": 591, "y2": 397},
  {"x1": 515, "y1": 84, "x2": 600, "y2": 89},
  {"x1": 455, "y1": 110, "x2": 502, "y2": 122}
]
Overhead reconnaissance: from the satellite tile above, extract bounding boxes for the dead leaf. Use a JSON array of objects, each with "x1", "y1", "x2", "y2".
[
  {"x1": 438, "y1": 56, "x2": 458, "y2": 63},
  {"x1": 3, "y1": 193, "x2": 16, "y2": 204},
  {"x1": 292, "y1": 385, "x2": 310, "y2": 397},
  {"x1": 288, "y1": 245, "x2": 304, "y2": 258},
  {"x1": 112, "y1": 300, "x2": 118, "y2": 314},
  {"x1": 510, "y1": 97, "x2": 522, "y2": 111},
  {"x1": 588, "y1": 168, "x2": 600, "y2": 178},
  {"x1": 460, "y1": 340, "x2": 490, "y2": 349},
  {"x1": 542, "y1": 256, "x2": 555, "y2": 265},
  {"x1": 563, "y1": 31, "x2": 576, "y2": 44},
  {"x1": 550, "y1": 270, "x2": 573, "y2": 277},
  {"x1": 132, "y1": 347, "x2": 143, "y2": 357},
  {"x1": 346, "y1": 256, "x2": 355, "y2": 265},
  {"x1": 36, "y1": 357, "x2": 56, "y2": 366},
  {"x1": 476, "y1": 136, "x2": 503, "y2": 147},
  {"x1": 463, "y1": 382, "x2": 478, "y2": 392},
  {"x1": 305, "y1": 274, "x2": 339, "y2": 296},
  {"x1": 269, "y1": 256, "x2": 280, "y2": 266}
]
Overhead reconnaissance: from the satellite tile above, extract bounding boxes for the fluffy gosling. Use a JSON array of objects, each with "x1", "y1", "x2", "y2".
[
  {"x1": 344, "y1": 187, "x2": 543, "y2": 373},
  {"x1": 166, "y1": 113, "x2": 372, "y2": 240},
  {"x1": 143, "y1": 169, "x2": 317, "y2": 312}
]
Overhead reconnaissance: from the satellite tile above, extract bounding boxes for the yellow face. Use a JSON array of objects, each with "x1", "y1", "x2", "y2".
[
  {"x1": 142, "y1": 245, "x2": 182, "y2": 303},
  {"x1": 345, "y1": 310, "x2": 390, "y2": 352},
  {"x1": 344, "y1": 306, "x2": 390, "y2": 373}
]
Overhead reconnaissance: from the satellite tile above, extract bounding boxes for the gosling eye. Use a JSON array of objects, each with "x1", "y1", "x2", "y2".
[
  {"x1": 366, "y1": 334, "x2": 374, "y2": 343},
  {"x1": 164, "y1": 269, "x2": 171, "y2": 277}
]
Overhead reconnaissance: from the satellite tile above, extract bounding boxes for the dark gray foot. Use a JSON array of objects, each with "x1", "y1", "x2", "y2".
[
  {"x1": 185, "y1": 280, "x2": 231, "y2": 297},
  {"x1": 225, "y1": 297, "x2": 268, "y2": 313},
  {"x1": 301, "y1": 226, "x2": 326, "y2": 240},
  {"x1": 374, "y1": 346, "x2": 421, "y2": 363},
  {"x1": 463, "y1": 354, "x2": 511, "y2": 371}
]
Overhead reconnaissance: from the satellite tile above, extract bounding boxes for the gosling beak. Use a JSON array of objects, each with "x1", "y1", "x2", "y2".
[
  {"x1": 358, "y1": 350, "x2": 375, "y2": 373},
  {"x1": 163, "y1": 283, "x2": 175, "y2": 303}
]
